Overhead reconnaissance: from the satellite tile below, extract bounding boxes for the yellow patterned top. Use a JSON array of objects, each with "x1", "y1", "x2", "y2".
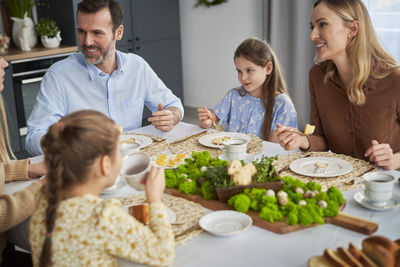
[{"x1": 30, "y1": 193, "x2": 175, "y2": 267}]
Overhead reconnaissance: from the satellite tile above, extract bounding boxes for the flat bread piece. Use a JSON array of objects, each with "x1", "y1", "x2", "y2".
[
  {"x1": 212, "y1": 136, "x2": 230, "y2": 145},
  {"x1": 303, "y1": 124, "x2": 315, "y2": 135}
]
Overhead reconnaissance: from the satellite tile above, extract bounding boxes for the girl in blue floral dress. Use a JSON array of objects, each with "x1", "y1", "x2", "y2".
[{"x1": 198, "y1": 38, "x2": 297, "y2": 142}]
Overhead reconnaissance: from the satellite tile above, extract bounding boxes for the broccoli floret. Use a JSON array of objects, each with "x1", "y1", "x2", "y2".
[
  {"x1": 286, "y1": 210, "x2": 298, "y2": 225},
  {"x1": 307, "y1": 181, "x2": 322, "y2": 192},
  {"x1": 165, "y1": 169, "x2": 185, "y2": 188},
  {"x1": 287, "y1": 191, "x2": 304, "y2": 203},
  {"x1": 260, "y1": 195, "x2": 277, "y2": 205},
  {"x1": 323, "y1": 200, "x2": 340, "y2": 217},
  {"x1": 228, "y1": 194, "x2": 251, "y2": 213},
  {"x1": 327, "y1": 186, "x2": 345, "y2": 206},
  {"x1": 298, "y1": 205, "x2": 314, "y2": 226},
  {"x1": 279, "y1": 201, "x2": 297, "y2": 216},
  {"x1": 178, "y1": 180, "x2": 198, "y2": 195},
  {"x1": 259, "y1": 203, "x2": 283, "y2": 223},
  {"x1": 200, "y1": 180, "x2": 217, "y2": 200}
]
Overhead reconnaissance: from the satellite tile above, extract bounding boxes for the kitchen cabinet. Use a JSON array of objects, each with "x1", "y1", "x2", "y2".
[{"x1": 37, "y1": 0, "x2": 183, "y2": 125}]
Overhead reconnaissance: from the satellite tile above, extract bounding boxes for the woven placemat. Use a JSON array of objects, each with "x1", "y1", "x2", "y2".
[
  {"x1": 141, "y1": 140, "x2": 169, "y2": 157},
  {"x1": 169, "y1": 131, "x2": 264, "y2": 157},
  {"x1": 118, "y1": 194, "x2": 205, "y2": 245},
  {"x1": 272, "y1": 151, "x2": 376, "y2": 191}
]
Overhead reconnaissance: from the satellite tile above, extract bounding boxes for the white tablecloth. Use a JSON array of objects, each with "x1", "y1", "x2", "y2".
[{"x1": 5, "y1": 122, "x2": 400, "y2": 267}]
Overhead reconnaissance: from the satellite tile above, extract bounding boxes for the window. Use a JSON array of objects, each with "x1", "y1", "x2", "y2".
[{"x1": 363, "y1": 0, "x2": 400, "y2": 63}]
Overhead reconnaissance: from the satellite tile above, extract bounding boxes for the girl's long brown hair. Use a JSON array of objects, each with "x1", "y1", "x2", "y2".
[
  {"x1": 38, "y1": 110, "x2": 120, "y2": 267},
  {"x1": 234, "y1": 38, "x2": 289, "y2": 139},
  {"x1": 313, "y1": 0, "x2": 399, "y2": 105}
]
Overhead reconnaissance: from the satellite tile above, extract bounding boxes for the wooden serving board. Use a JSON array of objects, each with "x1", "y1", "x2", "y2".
[{"x1": 165, "y1": 189, "x2": 378, "y2": 235}]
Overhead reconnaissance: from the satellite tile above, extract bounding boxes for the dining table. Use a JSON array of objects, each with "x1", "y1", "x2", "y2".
[{"x1": 4, "y1": 122, "x2": 400, "y2": 267}]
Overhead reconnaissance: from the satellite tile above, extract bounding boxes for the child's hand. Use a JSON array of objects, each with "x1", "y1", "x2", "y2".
[
  {"x1": 197, "y1": 107, "x2": 213, "y2": 129},
  {"x1": 145, "y1": 166, "x2": 165, "y2": 203}
]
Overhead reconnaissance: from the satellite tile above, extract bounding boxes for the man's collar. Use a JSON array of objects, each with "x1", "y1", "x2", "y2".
[{"x1": 81, "y1": 51, "x2": 124, "y2": 80}]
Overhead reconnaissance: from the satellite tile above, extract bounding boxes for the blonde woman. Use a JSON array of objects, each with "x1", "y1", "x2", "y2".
[
  {"x1": 0, "y1": 56, "x2": 46, "y2": 264},
  {"x1": 276, "y1": 0, "x2": 400, "y2": 170}
]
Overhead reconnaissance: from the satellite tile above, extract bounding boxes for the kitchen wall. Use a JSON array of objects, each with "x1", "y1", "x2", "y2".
[{"x1": 179, "y1": 0, "x2": 263, "y2": 108}]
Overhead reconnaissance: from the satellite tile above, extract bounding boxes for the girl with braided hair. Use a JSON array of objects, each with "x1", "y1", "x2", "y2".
[{"x1": 29, "y1": 110, "x2": 174, "y2": 267}]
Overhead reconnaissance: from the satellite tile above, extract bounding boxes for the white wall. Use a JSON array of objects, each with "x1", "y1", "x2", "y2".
[{"x1": 179, "y1": 0, "x2": 263, "y2": 108}]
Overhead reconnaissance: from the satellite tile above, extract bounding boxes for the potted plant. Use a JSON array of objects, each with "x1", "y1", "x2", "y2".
[
  {"x1": 35, "y1": 17, "x2": 61, "y2": 48},
  {"x1": 4, "y1": 0, "x2": 37, "y2": 50},
  {"x1": 4, "y1": 0, "x2": 33, "y2": 19}
]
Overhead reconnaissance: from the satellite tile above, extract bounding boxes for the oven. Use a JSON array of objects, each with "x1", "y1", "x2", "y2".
[{"x1": 8, "y1": 52, "x2": 74, "y2": 157}]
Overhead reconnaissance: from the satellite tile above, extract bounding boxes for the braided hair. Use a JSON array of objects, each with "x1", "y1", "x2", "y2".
[{"x1": 38, "y1": 110, "x2": 120, "y2": 267}]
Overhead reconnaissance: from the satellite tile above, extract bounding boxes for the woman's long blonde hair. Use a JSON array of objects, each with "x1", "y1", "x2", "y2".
[
  {"x1": 313, "y1": 0, "x2": 399, "y2": 105},
  {"x1": 234, "y1": 38, "x2": 289, "y2": 139},
  {"x1": 0, "y1": 95, "x2": 15, "y2": 162}
]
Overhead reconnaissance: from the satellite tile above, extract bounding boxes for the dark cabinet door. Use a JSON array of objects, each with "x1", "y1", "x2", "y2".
[
  {"x1": 134, "y1": 38, "x2": 183, "y2": 100},
  {"x1": 130, "y1": 0, "x2": 180, "y2": 43},
  {"x1": 116, "y1": 0, "x2": 133, "y2": 49}
]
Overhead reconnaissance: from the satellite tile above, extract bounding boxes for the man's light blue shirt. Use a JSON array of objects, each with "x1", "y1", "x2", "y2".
[{"x1": 26, "y1": 51, "x2": 184, "y2": 155}]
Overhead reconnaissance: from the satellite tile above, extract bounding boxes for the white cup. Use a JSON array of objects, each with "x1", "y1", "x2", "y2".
[
  {"x1": 222, "y1": 138, "x2": 248, "y2": 161},
  {"x1": 362, "y1": 172, "x2": 395, "y2": 204},
  {"x1": 121, "y1": 142, "x2": 140, "y2": 156},
  {"x1": 120, "y1": 152, "x2": 151, "y2": 191}
]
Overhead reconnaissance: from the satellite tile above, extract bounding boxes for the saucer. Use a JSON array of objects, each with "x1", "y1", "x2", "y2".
[{"x1": 353, "y1": 191, "x2": 400, "y2": 211}]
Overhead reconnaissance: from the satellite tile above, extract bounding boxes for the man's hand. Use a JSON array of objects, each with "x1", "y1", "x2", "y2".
[{"x1": 147, "y1": 104, "x2": 181, "y2": 132}]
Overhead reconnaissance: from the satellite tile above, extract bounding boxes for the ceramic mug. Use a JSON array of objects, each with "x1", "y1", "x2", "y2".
[
  {"x1": 121, "y1": 142, "x2": 141, "y2": 156},
  {"x1": 120, "y1": 152, "x2": 151, "y2": 191},
  {"x1": 362, "y1": 172, "x2": 395, "y2": 204},
  {"x1": 222, "y1": 138, "x2": 248, "y2": 161}
]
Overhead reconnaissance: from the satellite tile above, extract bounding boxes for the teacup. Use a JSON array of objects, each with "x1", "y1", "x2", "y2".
[
  {"x1": 121, "y1": 142, "x2": 140, "y2": 156},
  {"x1": 362, "y1": 172, "x2": 395, "y2": 204},
  {"x1": 222, "y1": 138, "x2": 248, "y2": 161},
  {"x1": 120, "y1": 152, "x2": 151, "y2": 191}
]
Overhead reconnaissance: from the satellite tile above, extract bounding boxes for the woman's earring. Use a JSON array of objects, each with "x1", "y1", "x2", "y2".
[{"x1": 348, "y1": 34, "x2": 351, "y2": 39}]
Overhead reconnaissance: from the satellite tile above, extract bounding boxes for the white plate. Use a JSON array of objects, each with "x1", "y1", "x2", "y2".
[
  {"x1": 102, "y1": 175, "x2": 127, "y2": 194},
  {"x1": 199, "y1": 210, "x2": 252, "y2": 237},
  {"x1": 353, "y1": 191, "x2": 400, "y2": 211},
  {"x1": 152, "y1": 154, "x2": 188, "y2": 169},
  {"x1": 120, "y1": 134, "x2": 152, "y2": 149},
  {"x1": 123, "y1": 205, "x2": 176, "y2": 224},
  {"x1": 289, "y1": 156, "x2": 353, "y2": 177},
  {"x1": 198, "y1": 132, "x2": 251, "y2": 148}
]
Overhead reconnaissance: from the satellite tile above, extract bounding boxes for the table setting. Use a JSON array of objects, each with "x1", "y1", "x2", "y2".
[{"x1": 4, "y1": 122, "x2": 400, "y2": 267}]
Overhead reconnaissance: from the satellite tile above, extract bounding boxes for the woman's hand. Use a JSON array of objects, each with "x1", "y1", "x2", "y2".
[
  {"x1": 145, "y1": 166, "x2": 165, "y2": 203},
  {"x1": 28, "y1": 162, "x2": 47, "y2": 178},
  {"x1": 274, "y1": 123, "x2": 310, "y2": 151},
  {"x1": 197, "y1": 107, "x2": 213, "y2": 129},
  {"x1": 364, "y1": 140, "x2": 400, "y2": 170}
]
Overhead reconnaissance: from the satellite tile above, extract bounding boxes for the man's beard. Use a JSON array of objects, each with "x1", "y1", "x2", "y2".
[{"x1": 82, "y1": 45, "x2": 110, "y2": 65}]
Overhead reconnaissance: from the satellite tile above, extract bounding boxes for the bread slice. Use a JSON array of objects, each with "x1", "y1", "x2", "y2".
[
  {"x1": 323, "y1": 248, "x2": 351, "y2": 267},
  {"x1": 348, "y1": 242, "x2": 379, "y2": 267},
  {"x1": 128, "y1": 204, "x2": 149, "y2": 225},
  {"x1": 303, "y1": 123, "x2": 315, "y2": 135},
  {"x1": 308, "y1": 255, "x2": 335, "y2": 267},
  {"x1": 337, "y1": 247, "x2": 363, "y2": 267},
  {"x1": 362, "y1": 236, "x2": 396, "y2": 267}
]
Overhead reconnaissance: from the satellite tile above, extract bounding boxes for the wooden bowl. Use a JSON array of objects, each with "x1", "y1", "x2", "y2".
[{"x1": 215, "y1": 181, "x2": 284, "y2": 202}]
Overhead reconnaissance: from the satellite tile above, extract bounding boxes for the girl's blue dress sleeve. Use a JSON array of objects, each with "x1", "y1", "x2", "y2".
[{"x1": 270, "y1": 94, "x2": 298, "y2": 133}]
